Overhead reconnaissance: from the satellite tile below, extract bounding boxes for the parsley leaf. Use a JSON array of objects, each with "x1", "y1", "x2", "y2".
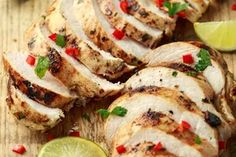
[
  {"x1": 195, "y1": 49, "x2": 212, "y2": 72},
  {"x1": 56, "y1": 34, "x2": 66, "y2": 47},
  {"x1": 172, "y1": 71, "x2": 178, "y2": 77},
  {"x1": 194, "y1": 136, "x2": 202, "y2": 145},
  {"x1": 97, "y1": 106, "x2": 128, "y2": 118},
  {"x1": 34, "y1": 56, "x2": 50, "y2": 79},
  {"x1": 96, "y1": 109, "x2": 110, "y2": 118},
  {"x1": 186, "y1": 71, "x2": 198, "y2": 77},
  {"x1": 111, "y1": 106, "x2": 128, "y2": 117},
  {"x1": 164, "y1": 2, "x2": 189, "y2": 16}
]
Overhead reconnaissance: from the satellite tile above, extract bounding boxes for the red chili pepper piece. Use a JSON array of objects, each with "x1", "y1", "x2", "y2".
[
  {"x1": 73, "y1": 48, "x2": 80, "y2": 57},
  {"x1": 182, "y1": 54, "x2": 194, "y2": 64},
  {"x1": 120, "y1": 1, "x2": 129, "y2": 14},
  {"x1": 156, "y1": 0, "x2": 164, "y2": 7},
  {"x1": 12, "y1": 145, "x2": 26, "y2": 155},
  {"x1": 153, "y1": 142, "x2": 163, "y2": 151},
  {"x1": 231, "y1": 4, "x2": 236, "y2": 11},
  {"x1": 177, "y1": 11, "x2": 187, "y2": 19},
  {"x1": 26, "y1": 55, "x2": 36, "y2": 66},
  {"x1": 182, "y1": 121, "x2": 191, "y2": 130},
  {"x1": 66, "y1": 48, "x2": 80, "y2": 58},
  {"x1": 47, "y1": 134, "x2": 55, "y2": 141},
  {"x1": 68, "y1": 130, "x2": 80, "y2": 137},
  {"x1": 116, "y1": 145, "x2": 126, "y2": 154},
  {"x1": 218, "y1": 141, "x2": 225, "y2": 150},
  {"x1": 112, "y1": 29, "x2": 125, "y2": 40},
  {"x1": 49, "y1": 33, "x2": 57, "y2": 41}
]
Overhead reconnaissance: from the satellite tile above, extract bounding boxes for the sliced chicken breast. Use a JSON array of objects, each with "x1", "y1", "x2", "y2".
[
  {"x1": 96, "y1": 0, "x2": 163, "y2": 48},
  {"x1": 30, "y1": 1, "x2": 133, "y2": 80},
  {"x1": 123, "y1": 0, "x2": 176, "y2": 36},
  {"x1": 112, "y1": 110, "x2": 217, "y2": 157},
  {"x1": 125, "y1": 67, "x2": 232, "y2": 140},
  {"x1": 7, "y1": 81, "x2": 64, "y2": 131},
  {"x1": 64, "y1": 0, "x2": 142, "y2": 65},
  {"x1": 3, "y1": 52, "x2": 76, "y2": 109},
  {"x1": 90, "y1": 0, "x2": 151, "y2": 61},
  {"x1": 105, "y1": 87, "x2": 219, "y2": 152}
]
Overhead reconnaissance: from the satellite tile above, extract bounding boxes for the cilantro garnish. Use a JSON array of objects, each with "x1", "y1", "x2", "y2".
[
  {"x1": 56, "y1": 34, "x2": 66, "y2": 48},
  {"x1": 34, "y1": 56, "x2": 50, "y2": 79},
  {"x1": 194, "y1": 136, "x2": 202, "y2": 145},
  {"x1": 96, "y1": 106, "x2": 128, "y2": 118},
  {"x1": 164, "y1": 2, "x2": 189, "y2": 16},
  {"x1": 195, "y1": 49, "x2": 212, "y2": 72},
  {"x1": 172, "y1": 71, "x2": 178, "y2": 77}
]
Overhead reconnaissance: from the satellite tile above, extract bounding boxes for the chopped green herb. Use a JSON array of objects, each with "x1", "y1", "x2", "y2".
[
  {"x1": 194, "y1": 136, "x2": 202, "y2": 145},
  {"x1": 96, "y1": 109, "x2": 110, "y2": 118},
  {"x1": 97, "y1": 106, "x2": 128, "y2": 118},
  {"x1": 186, "y1": 71, "x2": 198, "y2": 77},
  {"x1": 111, "y1": 106, "x2": 128, "y2": 117},
  {"x1": 172, "y1": 71, "x2": 178, "y2": 77},
  {"x1": 195, "y1": 49, "x2": 212, "y2": 72},
  {"x1": 34, "y1": 56, "x2": 50, "y2": 79},
  {"x1": 56, "y1": 34, "x2": 66, "y2": 47},
  {"x1": 82, "y1": 113, "x2": 91, "y2": 122},
  {"x1": 164, "y1": 2, "x2": 189, "y2": 16}
]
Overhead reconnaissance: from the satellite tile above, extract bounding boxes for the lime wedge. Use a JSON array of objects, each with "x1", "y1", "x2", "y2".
[
  {"x1": 194, "y1": 21, "x2": 236, "y2": 51},
  {"x1": 38, "y1": 137, "x2": 107, "y2": 157}
]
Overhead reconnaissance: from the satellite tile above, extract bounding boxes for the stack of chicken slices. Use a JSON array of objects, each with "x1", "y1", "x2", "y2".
[{"x1": 3, "y1": 0, "x2": 236, "y2": 156}]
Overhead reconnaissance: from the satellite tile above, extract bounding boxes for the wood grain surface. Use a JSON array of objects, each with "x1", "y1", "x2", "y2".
[{"x1": 0, "y1": 0, "x2": 236, "y2": 156}]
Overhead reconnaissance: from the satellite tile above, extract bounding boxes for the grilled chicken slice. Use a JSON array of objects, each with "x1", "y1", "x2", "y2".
[
  {"x1": 28, "y1": 1, "x2": 133, "y2": 80},
  {"x1": 105, "y1": 87, "x2": 219, "y2": 152},
  {"x1": 72, "y1": 0, "x2": 140, "y2": 65},
  {"x1": 3, "y1": 52, "x2": 75, "y2": 109},
  {"x1": 95, "y1": 0, "x2": 164, "y2": 49},
  {"x1": 125, "y1": 67, "x2": 232, "y2": 140},
  {"x1": 7, "y1": 81, "x2": 64, "y2": 131},
  {"x1": 90, "y1": 0, "x2": 151, "y2": 61},
  {"x1": 143, "y1": 42, "x2": 236, "y2": 125},
  {"x1": 121, "y1": 0, "x2": 176, "y2": 36},
  {"x1": 25, "y1": 21, "x2": 123, "y2": 100},
  {"x1": 112, "y1": 110, "x2": 217, "y2": 157}
]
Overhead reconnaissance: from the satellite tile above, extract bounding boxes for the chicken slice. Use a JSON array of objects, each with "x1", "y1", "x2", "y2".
[
  {"x1": 95, "y1": 0, "x2": 163, "y2": 48},
  {"x1": 3, "y1": 52, "x2": 76, "y2": 109},
  {"x1": 105, "y1": 87, "x2": 219, "y2": 152},
  {"x1": 112, "y1": 110, "x2": 217, "y2": 157},
  {"x1": 7, "y1": 80, "x2": 64, "y2": 131},
  {"x1": 125, "y1": 67, "x2": 232, "y2": 140}
]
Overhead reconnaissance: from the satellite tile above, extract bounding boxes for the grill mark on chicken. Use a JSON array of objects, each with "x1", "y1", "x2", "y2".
[{"x1": 48, "y1": 48, "x2": 63, "y2": 74}]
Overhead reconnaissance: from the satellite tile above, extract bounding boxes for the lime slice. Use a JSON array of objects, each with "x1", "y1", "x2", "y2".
[
  {"x1": 38, "y1": 137, "x2": 107, "y2": 157},
  {"x1": 194, "y1": 21, "x2": 236, "y2": 51}
]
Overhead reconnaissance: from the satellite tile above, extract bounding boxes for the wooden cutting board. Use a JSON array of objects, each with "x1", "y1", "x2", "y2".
[{"x1": 0, "y1": 0, "x2": 236, "y2": 156}]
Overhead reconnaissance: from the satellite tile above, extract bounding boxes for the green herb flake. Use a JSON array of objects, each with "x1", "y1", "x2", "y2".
[
  {"x1": 56, "y1": 34, "x2": 66, "y2": 47},
  {"x1": 82, "y1": 113, "x2": 91, "y2": 122},
  {"x1": 111, "y1": 106, "x2": 128, "y2": 117},
  {"x1": 164, "y1": 2, "x2": 189, "y2": 16},
  {"x1": 172, "y1": 71, "x2": 178, "y2": 77},
  {"x1": 34, "y1": 56, "x2": 50, "y2": 79},
  {"x1": 195, "y1": 49, "x2": 212, "y2": 72},
  {"x1": 96, "y1": 109, "x2": 110, "y2": 118},
  {"x1": 194, "y1": 136, "x2": 202, "y2": 145},
  {"x1": 186, "y1": 71, "x2": 198, "y2": 77}
]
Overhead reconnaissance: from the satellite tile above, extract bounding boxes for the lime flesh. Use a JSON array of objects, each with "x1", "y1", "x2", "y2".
[
  {"x1": 194, "y1": 21, "x2": 236, "y2": 51},
  {"x1": 38, "y1": 137, "x2": 107, "y2": 157}
]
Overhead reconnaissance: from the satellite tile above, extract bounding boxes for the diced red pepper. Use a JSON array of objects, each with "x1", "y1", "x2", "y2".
[
  {"x1": 218, "y1": 141, "x2": 225, "y2": 150},
  {"x1": 182, "y1": 54, "x2": 194, "y2": 64},
  {"x1": 65, "y1": 48, "x2": 80, "y2": 58},
  {"x1": 12, "y1": 145, "x2": 26, "y2": 155},
  {"x1": 177, "y1": 11, "x2": 187, "y2": 19},
  {"x1": 182, "y1": 121, "x2": 191, "y2": 130},
  {"x1": 49, "y1": 33, "x2": 57, "y2": 41},
  {"x1": 153, "y1": 142, "x2": 163, "y2": 151},
  {"x1": 116, "y1": 145, "x2": 126, "y2": 154},
  {"x1": 231, "y1": 4, "x2": 236, "y2": 11},
  {"x1": 68, "y1": 130, "x2": 80, "y2": 137},
  {"x1": 47, "y1": 134, "x2": 55, "y2": 141},
  {"x1": 156, "y1": 0, "x2": 164, "y2": 7},
  {"x1": 26, "y1": 55, "x2": 36, "y2": 66},
  {"x1": 112, "y1": 29, "x2": 125, "y2": 40},
  {"x1": 120, "y1": 1, "x2": 129, "y2": 14}
]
